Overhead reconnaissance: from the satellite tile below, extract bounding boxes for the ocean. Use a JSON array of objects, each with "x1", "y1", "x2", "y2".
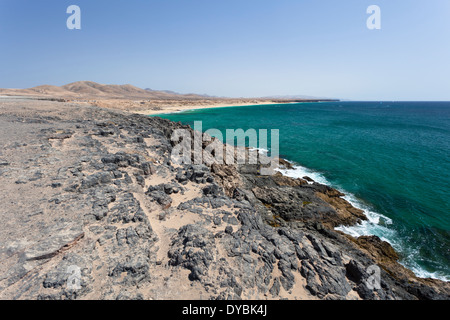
[{"x1": 157, "y1": 101, "x2": 450, "y2": 281}]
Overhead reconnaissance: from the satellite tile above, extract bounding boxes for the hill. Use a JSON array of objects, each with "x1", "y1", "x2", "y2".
[{"x1": 0, "y1": 81, "x2": 217, "y2": 100}]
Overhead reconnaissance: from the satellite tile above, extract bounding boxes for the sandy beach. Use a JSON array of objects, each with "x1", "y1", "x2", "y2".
[
  {"x1": 0, "y1": 81, "x2": 334, "y2": 116},
  {"x1": 133, "y1": 101, "x2": 283, "y2": 115}
]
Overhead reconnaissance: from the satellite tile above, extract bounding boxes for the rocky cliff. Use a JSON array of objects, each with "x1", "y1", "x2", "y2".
[{"x1": 0, "y1": 98, "x2": 448, "y2": 300}]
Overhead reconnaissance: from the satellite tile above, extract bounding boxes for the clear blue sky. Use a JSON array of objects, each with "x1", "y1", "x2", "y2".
[{"x1": 1, "y1": 0, "x2": 449, "y2": 100}]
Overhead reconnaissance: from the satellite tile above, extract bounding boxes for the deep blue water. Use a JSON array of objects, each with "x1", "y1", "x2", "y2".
[{"x1": 158, "y1": 101, "x2": 450, "y2": 280}]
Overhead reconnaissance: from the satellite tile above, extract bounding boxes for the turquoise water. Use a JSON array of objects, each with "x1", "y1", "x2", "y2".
[{"x1": 158, "y1": 101, "x2": 450, "y2": 281}]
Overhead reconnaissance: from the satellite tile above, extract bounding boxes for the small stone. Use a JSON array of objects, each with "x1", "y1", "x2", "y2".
[{"x1": 213, "y1": 216, "x2": 222, "y2": 226}]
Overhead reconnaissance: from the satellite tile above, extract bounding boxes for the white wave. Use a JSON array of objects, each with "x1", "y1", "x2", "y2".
[
  {"x1": 276, "y1": 163, "x2": 330, "y2": 185},
  {"x1": 276, "y1": 164, "x2": 395, "y2": 239},
  {"x1": 248, "y1": 147, "x2": 269, "y2": 155},
  {"x1": 407, "y1": 264, "x2": 450, "y2": 282},
  {"x1": 276, "y1": 162, "x2": 449, "y2": 282}
]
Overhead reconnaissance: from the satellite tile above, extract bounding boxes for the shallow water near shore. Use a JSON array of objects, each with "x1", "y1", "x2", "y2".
[{"x1": 158, "y1": 101, "x2": 450, "y2": 281}]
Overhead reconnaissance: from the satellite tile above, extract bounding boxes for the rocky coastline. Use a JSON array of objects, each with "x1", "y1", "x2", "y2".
[{"x1": 0, "y1": 98, "x2": 448, "y2": 300}]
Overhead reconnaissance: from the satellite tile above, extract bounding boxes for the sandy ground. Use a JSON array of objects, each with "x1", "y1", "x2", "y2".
[
  {"x1": 0, "y1": 81, "x2": 331, "y2": 117},
  {"x1": 0, "y1": 97, "x2": 315, "y2": 300},
  {"x1": 85, "y1": 98, "x2": 290, "y2": 116},
  {"x1": 133, "y1": 101, "x2": 284, "y2": 115}
]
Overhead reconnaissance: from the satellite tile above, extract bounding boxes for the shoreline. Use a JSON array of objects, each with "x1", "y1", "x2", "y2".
[
  {"x1": 133, "y1": 101, "x2": 288, "y2": 116},
  {"x1": 150, "y1": 105, "x2": 449, "y2": 283},
  {"x1": 277, "y1": 161, "x2": 449, "y2": 282},
  {"x1": 130, "y1": 99, "x2": 339, "y2": 116},
  {"x1": 0, "y1": 98, "x2": 448, "y2": 299}
]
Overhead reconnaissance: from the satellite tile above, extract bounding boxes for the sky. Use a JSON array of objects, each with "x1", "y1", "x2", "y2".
[{"x1": 0, "y1": 0, "x2": 449, "y2": 100}]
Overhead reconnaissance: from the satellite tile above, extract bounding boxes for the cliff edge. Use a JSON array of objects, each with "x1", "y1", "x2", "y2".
[{"x1": 0, "y1": 98, "x2": 448, "y2": 300}]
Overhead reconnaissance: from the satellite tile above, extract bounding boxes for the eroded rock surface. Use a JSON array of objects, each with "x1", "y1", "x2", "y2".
[{"x1": 0, "y1": 98, "x2": 448, "y2": 300}]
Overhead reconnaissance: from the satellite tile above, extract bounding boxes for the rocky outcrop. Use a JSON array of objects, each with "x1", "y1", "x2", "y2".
[{"x1": 0, "y1": 98, "x2": 448, "y2": 300}]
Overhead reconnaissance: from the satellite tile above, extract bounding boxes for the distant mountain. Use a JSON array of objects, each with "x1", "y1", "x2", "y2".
[
  {"x1": 61, "y1": 81, "x2": 151, "y2": 97},
  {"x1": 0, "y1": 81, "x2": 333, "y2": 101},
  {"x1": 146, "y1": 88, "x2": 215, "y2": 98},
  {"x1": 0, "y1": 81, "x2": 218, "y2": 100},
  {"x1": 145, "y1": 88, "x2": 176, "y2": 94}
]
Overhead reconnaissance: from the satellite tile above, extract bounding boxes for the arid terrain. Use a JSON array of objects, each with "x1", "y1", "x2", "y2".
[
  {"x1": 0, "y1": 81, "x2": 335, "y2": 115},
  {"x1": 0, "y1": 96, "x2": 448, "y2": 300}
]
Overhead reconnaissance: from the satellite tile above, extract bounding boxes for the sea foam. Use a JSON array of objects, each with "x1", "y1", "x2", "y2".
[{"x1": 276, "y1": 162, "x2": 449, "y2": 282}]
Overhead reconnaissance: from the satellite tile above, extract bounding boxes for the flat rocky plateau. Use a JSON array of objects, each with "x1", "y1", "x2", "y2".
[{"x1": 0, "y1": 98, "x2": 448, "y2": 300}]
